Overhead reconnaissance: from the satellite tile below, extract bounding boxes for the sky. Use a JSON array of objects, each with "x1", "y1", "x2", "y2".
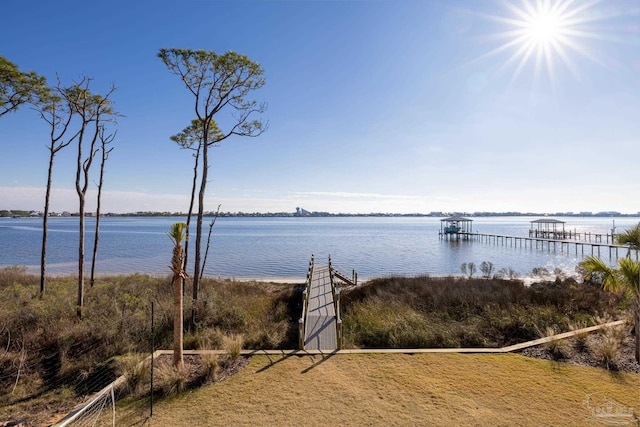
[{"x1": 1, "y1": 0, "x2": 639, "y2": 215}]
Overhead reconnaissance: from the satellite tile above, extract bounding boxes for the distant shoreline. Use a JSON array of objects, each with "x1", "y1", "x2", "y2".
[{"x1": 2, "y1": 210, "x2": 639, "y2": 219}]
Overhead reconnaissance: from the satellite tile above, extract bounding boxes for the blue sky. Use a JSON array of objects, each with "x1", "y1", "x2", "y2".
[{"x1": 1, "y1": 0, "x2": 639, "y2": 214}]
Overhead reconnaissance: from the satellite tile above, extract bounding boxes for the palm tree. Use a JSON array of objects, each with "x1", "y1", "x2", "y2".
[
  {"x1": 168, "y1": 222, "x2": 188, "y2": 369},
  {"x1": 617, "y1": 222, "x2": 640, "y2": 249},
  {"x1": 580, "y1": 255, "x2": 640, "y2": 363}
]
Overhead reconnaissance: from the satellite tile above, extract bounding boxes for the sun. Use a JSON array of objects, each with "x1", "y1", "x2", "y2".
[
  {"x1": 477, "y1": 0, "x2": 603, "y2": 85},
  {"x1": 525, "y1": 8, "x2": 564, "y2": 44}
]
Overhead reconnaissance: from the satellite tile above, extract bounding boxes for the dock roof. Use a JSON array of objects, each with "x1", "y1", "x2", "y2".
[
  {"x1": 530, "y1": 219, "x2": 566, "y2": 224},
  {"x1": 441, "y1": 216, "x2": 473, "y2": 222}
]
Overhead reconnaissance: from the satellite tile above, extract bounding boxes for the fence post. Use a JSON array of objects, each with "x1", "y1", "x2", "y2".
[
  {"x1": 110, "y1": 385, "x2": 116, "y2": 427},
  {"x1": 150, "y1": 300, "x2": 154, "y2": 418}
]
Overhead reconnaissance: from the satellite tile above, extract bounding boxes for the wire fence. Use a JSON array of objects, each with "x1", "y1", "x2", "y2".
[{"x1": 54, "y1": 383, "x2": 115, "y2": 427}]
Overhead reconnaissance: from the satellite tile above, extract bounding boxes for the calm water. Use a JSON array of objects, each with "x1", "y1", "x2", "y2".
[{"x1": 0, "y1": 216, "x2": 636, "y2": 281}]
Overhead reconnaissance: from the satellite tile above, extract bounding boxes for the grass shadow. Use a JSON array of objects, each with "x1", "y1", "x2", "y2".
[
  {"x1": 252, "y1": 350, "x2": 303, "y2": 373},
  {"x1": 607, "y1": 368, "x2": 629, "y2": 384},
  {"x1": 301, "y1": 350, "x2": 338, "y2": 374}
]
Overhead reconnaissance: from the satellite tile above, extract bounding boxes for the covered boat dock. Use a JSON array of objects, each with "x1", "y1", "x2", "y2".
[
  {"x1": 529, "y1": 218, "x2": 567, "y2": 239},
  {"x1": 439, "y1": 216, "x2": 473, "y2": 240}
]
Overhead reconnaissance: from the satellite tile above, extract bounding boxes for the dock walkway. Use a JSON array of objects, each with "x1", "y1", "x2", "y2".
[
  {"x1": 304, "y1": 264, "x2": 337, "y2": 350},
  {"x1": 441, "y1": 231, "x2": 638, "y2": 261}
]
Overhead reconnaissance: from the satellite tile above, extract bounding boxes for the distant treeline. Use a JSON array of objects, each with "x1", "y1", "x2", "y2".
[
  {"x1": 0, "y1": 210, "x2": 33, "y2": 217},
  {"x1": 2, "y1": 209, "x2": 638, "y2": 218}
]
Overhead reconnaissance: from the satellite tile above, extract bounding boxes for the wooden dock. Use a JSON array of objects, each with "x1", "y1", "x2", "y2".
[
  {"x1": 304, "y1": 264, "x2": 337, "y2": 351},
  {"x1": 457, "y1": 232, "x2": 639, "y2": 260},
  {"x1": 298, "y1": 255, "x2": 348, "y2": 351}
]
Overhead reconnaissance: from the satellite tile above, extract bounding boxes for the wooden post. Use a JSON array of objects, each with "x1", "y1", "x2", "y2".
[
  {"x1": 300, "y1": 288, "x2": 308, "y2": 349},
  {"x1": 298, "y1": 318, "x2": 304, "y2": 350},
  {"x1": 336, "y1": 290, "x2": 342, "y2": 350}
]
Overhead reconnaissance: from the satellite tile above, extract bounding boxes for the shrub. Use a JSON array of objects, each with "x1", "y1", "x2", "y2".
[
  {"x1": 540, "y1": 326, "x2": 569, "y2": 360},
  {"x1": 460, "y1": 262, "x2": 476, "y2": 278},
  {"x1": 496, "y1": 267, "x2": 519, "y2": 280},
  {"x1": 184, "y1": 328, "x2": 225, "y2": 350},
  {"x1": 115, "y1": 354, "x2": 149, "y2": 397},
  {"x1": 569, "y1": 320, "x2": 590, "y2": 352},
  {"x1": 592, "y1": 324, "x2": 629, "y2": 370},
  {"x1": 594, "y1": 332, "x2": 622, "y2": 370},
  {"x1": 223, "y1": 334, "x2": 244, "y2": 361},
  {"x1": 480, "y1": 261, "x2": 494, "y2": 279},
  {"x1": 244, "y1": 328, "x2": 285, "y2": 349},
  {"x1": 200, "y1": 353, "x2": 219, "y2": 383},
  {"x1": 192, "y1": 279, "x2": 297, "y2": 349},
  {"x1": 0, "y1": 273, "x2": 299, "y2": 424},
  {"x1": 342, "y1": 275, "x2": 624, "y2": 349},
  {"x1": 183, "y1": 333, "x2": 199, "y2": 350},
  {"x1": 156, "y1": 362, "x2": 189, "y2": 396},
  {"x1": 0, "y1": 265, "x2": 33, "y2": 288}
]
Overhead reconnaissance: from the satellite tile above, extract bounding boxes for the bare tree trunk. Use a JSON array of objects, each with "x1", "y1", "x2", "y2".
[
  {"x1": 90, "y1": 196, "x2": 101, "y2": 287},
  {"x1": 76, "y1": 124, "x2": 98, "y2": 318},
  {"x1": 64, "y1": 79, "x2": 116, "y2": 319},
  {"x1": 75, "y1": 122, "x2": 86, "y2": 319},
  {"x1": 201, "y1": 204, "x2": 221, "y2": 280},
  {"x1": 38, "y1": 93, "x2": 74, "y2": 297},
  {"x1": 90, "y1": 132, "x2": 113, "y2": 287},
  {"x1": 183, "y1": 144, "x2": 200, "y2": 296},
  {"x1": 192, "y1": 142, "x2": 208, "y2": 327},
  {"x1": 40, "y1": 152, "x2": 55, "y2": 297},
  {"x1": 77, "y1": 195, "x2": 85, "y2": 318}
]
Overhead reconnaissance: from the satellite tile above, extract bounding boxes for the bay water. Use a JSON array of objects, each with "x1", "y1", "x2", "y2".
[{"x1": 0, "y1": 216, "x2": 636, "y2": 281}]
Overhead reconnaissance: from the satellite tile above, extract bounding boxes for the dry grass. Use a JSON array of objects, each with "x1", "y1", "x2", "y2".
[
  {"x1": 342, "y1": 276, "x2": 626, "y2": 349},
  {"x1": 112, "y1": 353, "x2": 640, "y2": 426},
  {"x1": 199, "y1": 353, "x2": 219, "y2": 383},
  {"x1": 222, "y1": 334, "x2": 244, "y2": 361},
  {"x1": 156, "y1": 362, "x2": 189, "y2": 396},
  {"x1": 593, "y1": 324, "x2": 629, "y2": 370},
  {"x1": 1, "y1": 269, "x2": 636, "y2": 425},
  {"x1": 115, "y1": 354, "x2": 149, "y2": 397},
  {"x1": 0, "y1": 270, "x2": 298, "y2": 416},
  {"x1": 540, "y1": 326, "x2": 570, "y2": 360}
]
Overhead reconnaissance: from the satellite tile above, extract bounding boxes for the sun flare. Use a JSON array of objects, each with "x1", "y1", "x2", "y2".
[
  {"x1": 478, "y1": 0, "x2": 605, "y2": 85},
  {"x1": 526, "y1": 9, "x2": 563, "y2": 44}
]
